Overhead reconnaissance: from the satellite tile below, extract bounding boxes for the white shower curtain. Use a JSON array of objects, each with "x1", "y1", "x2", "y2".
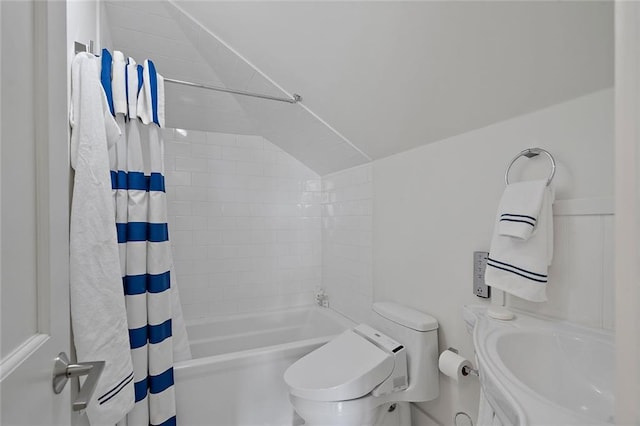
[{"x1": 103, "y1": 49, "x2": 190, "y2": 426}]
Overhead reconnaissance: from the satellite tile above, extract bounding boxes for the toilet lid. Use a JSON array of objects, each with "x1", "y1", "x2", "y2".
[{"x1": 284, "y1": 328, "x2": 394, "y2": 401}]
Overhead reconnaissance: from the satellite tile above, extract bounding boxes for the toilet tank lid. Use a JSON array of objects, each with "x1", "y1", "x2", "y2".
[{"x1": 373, "y1": 302, "x2": 438, "y2": 331}]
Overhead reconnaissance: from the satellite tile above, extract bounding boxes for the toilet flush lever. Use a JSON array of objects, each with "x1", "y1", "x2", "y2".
[{"x1": 52, "y1": 352, "x2": 105, "y2": 411}]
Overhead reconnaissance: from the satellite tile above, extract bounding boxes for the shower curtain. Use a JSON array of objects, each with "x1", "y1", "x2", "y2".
[{"x1": 103, "y1": 49, "x2": 190, "y2": 426}]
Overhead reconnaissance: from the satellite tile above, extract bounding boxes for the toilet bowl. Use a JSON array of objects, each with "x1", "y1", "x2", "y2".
[
  {"x1": 289, "y1": 395, "x2": 408, "y2": 426},
  {"x1": 284, "y1": 302, "x2": 440, "y2": 426}
]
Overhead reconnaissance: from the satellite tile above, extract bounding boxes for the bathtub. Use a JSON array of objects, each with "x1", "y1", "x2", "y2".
[{"x1": 174, "y1": 306, "x2": 354, "y2": 425}]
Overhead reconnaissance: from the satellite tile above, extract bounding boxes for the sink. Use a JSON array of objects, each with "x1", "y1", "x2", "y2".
[{"x1": 465, "y1": 306, "x2": 614, "y2": 425}]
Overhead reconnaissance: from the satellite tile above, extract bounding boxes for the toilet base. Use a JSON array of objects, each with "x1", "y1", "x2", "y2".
[
  {"x1": 374, "y1": 402, "x2": 410, "y2": 426},
  {"x1": 290, "y1": 395, "x2": 411, "y2": 426}
]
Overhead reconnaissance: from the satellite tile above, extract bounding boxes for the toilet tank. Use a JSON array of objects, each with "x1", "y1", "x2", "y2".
[{"x1": 368, "y1": 302, "x2": 439, "y2": 402}]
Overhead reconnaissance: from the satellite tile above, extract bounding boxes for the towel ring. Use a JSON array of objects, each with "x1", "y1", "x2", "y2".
[{"x1": 504, "y1": 148, "x2": 556, "y2": 186}]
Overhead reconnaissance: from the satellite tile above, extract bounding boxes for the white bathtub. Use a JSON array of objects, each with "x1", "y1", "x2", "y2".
[{"x1": 174, "y1": 306, "x2": 354, "y2": 426}]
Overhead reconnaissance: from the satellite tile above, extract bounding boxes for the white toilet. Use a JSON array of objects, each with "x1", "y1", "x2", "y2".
[{"x1": 284, "y1": 302, "x2": 439, "y2": 426}]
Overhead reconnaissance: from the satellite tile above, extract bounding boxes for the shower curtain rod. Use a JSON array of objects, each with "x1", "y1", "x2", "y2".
[
  {"x1": 73, "y1": 41, "x2": 302, "y2": 104},
  {"x1": 164, "y1": 78, "x2": 302, "y2": 104}
]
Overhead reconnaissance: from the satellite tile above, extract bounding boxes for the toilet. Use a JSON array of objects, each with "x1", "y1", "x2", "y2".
[{"x1": 284, "y1": 302, "x2": 439, "y2": 426}]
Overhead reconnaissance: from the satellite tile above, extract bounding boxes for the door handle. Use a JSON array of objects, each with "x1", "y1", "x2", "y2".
[{"x1": 52, "y1": 352, "x2": 105, "y2": 411}]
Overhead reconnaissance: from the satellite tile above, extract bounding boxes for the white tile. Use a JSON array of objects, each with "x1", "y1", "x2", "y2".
[
  {"x1": 321, "y1": 165, "x2": 373, "y2": 322},
  {"x1": 222, "y1": 203, "x2": 252, "y2": 217},
  {"x1": 207, "y1": 245, "x2": 237, "y2": 260},
  {"x1": 182, "y1": 303, "x2": 209, "y2": 320},
  {"x1": 192, "y1": 230, "x2": 223, "y2": 246},
  {"x1": 168, "y1": 201, "x2": 191, "y2": 216},
  {"x1": 164, "y1": 128, "x2": 324, "y2": 321},
  {"x1": 206, "y1": 132, "x2": 236, "y2": 146},
  {"x1": 235, "y1": 161, "x2": 265, "y2": 176},
  {"x1": 166, "y1": 171, "x2": 191, "y2": 186},
  {"x1": 179, "y1": 287, "x2": 204, "y2": 305},
  {"x1": 165, "y1": 141, "x2": 190, "y2": 158},
  {"x1": 208, "y1": 301, "x2": 239, "y2": 317},
  {"x1": 207, "y1": 217, "x2": 236, "y2": 230},
  {"x1": 191, "y1": 202, "x2": 223, "y2": 217},
  {"x1": 301, "y1": 204, "x2": 322, "y2": 218},
  {"x1": 190, "y1": 173, "x2": 214, "y2": 188},
  {"x1": 191, "y1": 144, "x2": 222, "y2": 159},
  {"x1": 263, "y1": 150, "x2": 279, "y2": 164},
  {"x1": 208, "y1": 159, "x2": 236, "y2": 174},
  {"x1": 191, "y1": 259, "x2": 214, "y2": 275},
  {"x1": 235, "y1": 244, "x2": 268, "y2": 259},
  {"x1": 222, "y1": 146, "x2": 265, "y2": 163},
  {"x1": 175, "y1": 157, "x2": 208, "y2": 172},
  {"x1": 172, "y1": 245, "x2": 207, "y2": 262},
  {"x1": 174, "y1": 186, "x2": 207, "y2": 202},
  {"x1": 208, "y1": 188, "x2": 237, "y2": 203},
  {"x1": 222, "y1": 229, "x2": 253, "y2": 245},
  {"x1": 165, "y1": 157, "x2": 176, "y2": 173},
  {"x1": 305, "y1": 179, "x2": 322, "y2": 192},
  {"x1": 235, "y1": 217, "x2": 266, "y2": 229},
  {"x1": 169, "y1": 230, "x2": 193, "y2": 246},
  {"x1": 174, "y1": 128, "x2": 206, "y2": 144},
  {"x1": 174, "y1": 215, "x2": 207, "y2": 231}
]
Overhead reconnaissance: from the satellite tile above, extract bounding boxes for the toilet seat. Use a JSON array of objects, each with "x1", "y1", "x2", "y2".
[{"x1": 284, "y1": 329, "x2": 394, "y2": 401}]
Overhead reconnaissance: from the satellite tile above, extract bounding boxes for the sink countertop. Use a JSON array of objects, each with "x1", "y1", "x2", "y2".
[{"x1": 465, "y1": 305, "x2": 614, "y2": 426}]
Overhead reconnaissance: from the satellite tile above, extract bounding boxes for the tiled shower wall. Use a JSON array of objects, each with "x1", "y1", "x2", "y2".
[
  {"x1": 321, "y1": 165, "x2": 374, "y2": 323},
  {"x1": 163, "y1": 128, "x2": 323, "y2": 320}
]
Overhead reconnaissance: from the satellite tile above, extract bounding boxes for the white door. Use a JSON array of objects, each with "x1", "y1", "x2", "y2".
[{"x1": 1, "y1": 1, "x2": 72, "y2": 425}]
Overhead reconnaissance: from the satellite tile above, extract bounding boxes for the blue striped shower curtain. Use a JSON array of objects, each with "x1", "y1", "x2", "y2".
[{"x1": 103, "y1": 50, "x2": 183, "y2": 426}]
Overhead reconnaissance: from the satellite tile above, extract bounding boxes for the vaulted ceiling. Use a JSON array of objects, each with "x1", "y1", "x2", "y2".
[{"x1": 103, "y1": 0, "x2": 613, "y2": 175}]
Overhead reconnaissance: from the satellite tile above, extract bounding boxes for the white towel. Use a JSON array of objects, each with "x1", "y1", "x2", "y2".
[
  {"x1": 136, "y1": 59, "x2": 165, "y2": 128},
  {"x1": 126, "y1": 57, "x2": 140, "y2": 119},
  {"x1": 484, "y1": 184, "x2": 554, "y2": 302},
  {"x1": 69, "y1": 52, "x2": 135, "y2": 425},
  {"x1": 71, "y1": 57, "x2": 120, "y2": 170},
  {"x1": 111, "y1": 51, "x2": 128, "y2": 116},
  {"x1": 497, "y1": 180, "x2": 547, "y2": 240}
]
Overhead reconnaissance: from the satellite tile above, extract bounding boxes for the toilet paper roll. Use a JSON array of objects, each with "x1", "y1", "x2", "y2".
[{"x1": 438, "y1": 350, "x2": 472, "y2": 382}]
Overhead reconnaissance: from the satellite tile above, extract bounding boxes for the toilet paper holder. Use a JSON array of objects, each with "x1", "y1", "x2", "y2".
[{"x1": 447, "y1": 347, "x2": 478, "y2": 377}]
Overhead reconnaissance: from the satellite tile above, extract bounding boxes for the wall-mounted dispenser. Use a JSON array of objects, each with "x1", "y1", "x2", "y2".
[{"x1": 473, "y1": 251, "x2": 490, "y2": 298}]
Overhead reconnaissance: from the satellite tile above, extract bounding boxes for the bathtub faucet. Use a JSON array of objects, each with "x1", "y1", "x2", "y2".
[{"x1": 314, "y1": 288, "x2": 329, "y2": 308}]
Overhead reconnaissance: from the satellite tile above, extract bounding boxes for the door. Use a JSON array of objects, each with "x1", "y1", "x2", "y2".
[{"x1": 1, "y1": 1, "x2": 71, "y2": 425}]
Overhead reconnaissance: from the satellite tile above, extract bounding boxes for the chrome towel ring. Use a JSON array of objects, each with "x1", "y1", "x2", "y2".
[{"x1": 504, "y1": 148, "x2": 556, "y2": 186}]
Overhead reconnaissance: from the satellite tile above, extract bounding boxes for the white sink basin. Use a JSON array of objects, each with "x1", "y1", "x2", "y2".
[{"x1": 465, "y1": 306, "x2": 614, "y2": 425}]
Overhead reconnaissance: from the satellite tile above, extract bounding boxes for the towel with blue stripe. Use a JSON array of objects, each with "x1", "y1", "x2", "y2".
[{"x1": 103, "y1": 48, "x2": 188, "y2": 426}]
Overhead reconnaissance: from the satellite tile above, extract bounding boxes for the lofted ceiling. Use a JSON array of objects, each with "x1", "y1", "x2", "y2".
[{"x1": 103, "y1": 0, "x2": 613, "y2": 175}]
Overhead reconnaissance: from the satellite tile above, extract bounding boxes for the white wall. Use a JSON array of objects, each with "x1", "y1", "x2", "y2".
[
  {"x1": 163, "y1": 128, "x2": 322, "y2": 321},
  {"x1": 67, "y1": 1, "x2": 98, "y2": 63},
  {"x1": 507, "y1": 206, "x2": 614, "y2": 328},
  {"x1": 614, "y1": 3, "x2": 640, "y2": 422},
  {"x1": 372, "y1": 88, "x2": 613, "y2": 425},
  {"x1": 322, "y1": 164, "x2": 373, "y2": 323}
]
